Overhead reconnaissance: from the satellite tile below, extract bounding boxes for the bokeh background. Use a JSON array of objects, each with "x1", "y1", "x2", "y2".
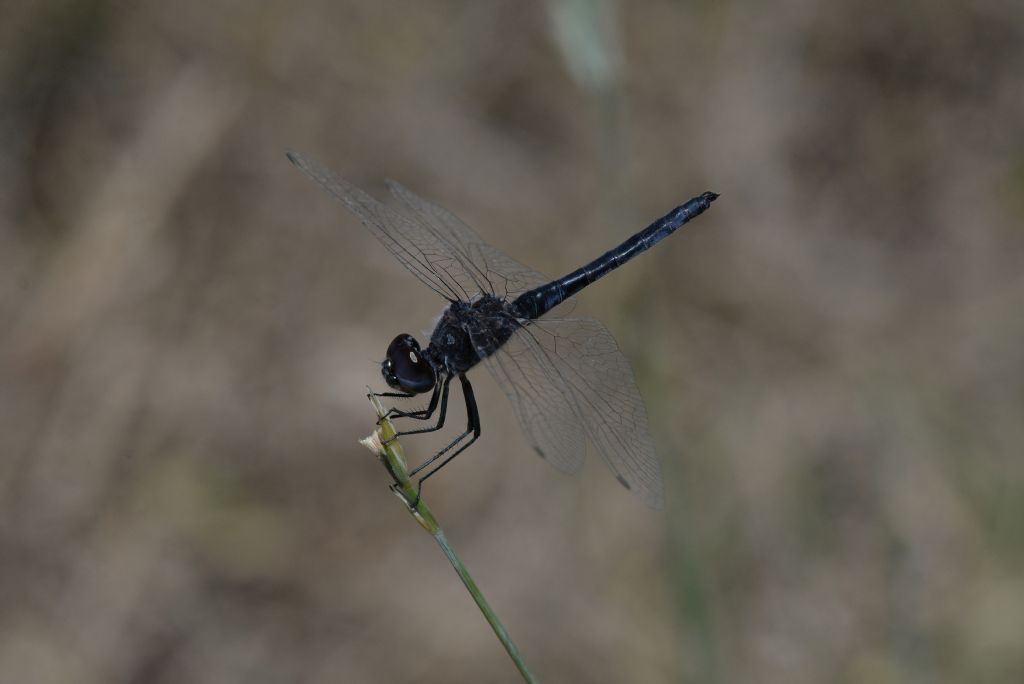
[{"x1": 2, "y1": 1, "x2": 1023, "y2": 682}]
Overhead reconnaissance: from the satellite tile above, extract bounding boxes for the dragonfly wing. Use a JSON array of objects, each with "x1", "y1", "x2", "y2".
[
  {"x1": 470, "y1": 320, "x2": 587, "y2": 476},
  {"x1": 288, "y1": 151, "x2": 482, "y2": 301},
  {"x1": 385, "y1": 180, "x2": 550, "y2": 299},
  {"x1": 493, "y1": 317, "x2": 664, "y2": 508}
]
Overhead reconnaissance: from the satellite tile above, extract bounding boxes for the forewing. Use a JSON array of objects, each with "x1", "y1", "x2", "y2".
[
  {"x1": 494, "y1": 317, "x2": 664, "y2": 508},
  {"x1": 288, "y1": 151, "x2": 481, "y2": 301},
  {"x1": 385, "y1": 180, "x2": 550, "y2": 299}
]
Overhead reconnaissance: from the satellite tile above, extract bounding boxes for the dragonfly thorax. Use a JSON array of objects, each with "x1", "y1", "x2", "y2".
[{"x1": 427, "y1": 295, "x2": 519, "y2": 376}]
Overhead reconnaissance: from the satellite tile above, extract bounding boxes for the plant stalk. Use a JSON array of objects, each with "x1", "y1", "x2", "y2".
[{"x1": 362, "y1": 392, "x2": 538, "y2": 684}]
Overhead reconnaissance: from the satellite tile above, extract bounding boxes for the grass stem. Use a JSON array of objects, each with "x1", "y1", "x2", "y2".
[{"x1": 362, "y1": 392, "x2": 539, "y2": 684}]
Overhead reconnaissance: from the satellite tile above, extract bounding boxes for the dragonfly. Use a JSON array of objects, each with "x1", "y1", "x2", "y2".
[{"x1": 287, "y1": 151, "x2": 717, "y2": 508}]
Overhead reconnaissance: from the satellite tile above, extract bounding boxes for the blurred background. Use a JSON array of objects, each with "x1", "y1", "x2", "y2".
[{"x1": 2, "y1": 1, "x2": 1023, "y2": 682}]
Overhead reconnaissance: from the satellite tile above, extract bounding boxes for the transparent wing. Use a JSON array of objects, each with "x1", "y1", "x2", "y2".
[
  {"x1": 384, "y1": 180, "x2": 550, "y2": 299},
  {"x1": 471, "y1": 321, "x2": 588, "y2": 475},
  {"x1": 480, "y1": 316, "x2": 664, "y2": 508},
  {"x1": 288, "y1": 151, "x2": 488, "y2": 301}
]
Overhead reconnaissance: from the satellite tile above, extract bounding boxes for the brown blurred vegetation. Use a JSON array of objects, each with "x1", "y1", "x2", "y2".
[{"x1": 1, "y1": 1, "x2": 1023, "y2": 682}]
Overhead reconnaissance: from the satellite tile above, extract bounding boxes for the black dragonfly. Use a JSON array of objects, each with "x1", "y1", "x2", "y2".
[{"x1": 288, "y1": 152, "x2": 717, "y2": 508}]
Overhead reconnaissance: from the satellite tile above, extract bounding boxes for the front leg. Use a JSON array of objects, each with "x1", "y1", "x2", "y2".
[
  {"x1": 385, "y1": 374, "x2": 454, "y2": 441},
  {"x1": 369, "y1": 388, "x2": 414, "y2": 425},
  {"x1": 381, "y1": 378, "x2": 443, "y2": 422}
]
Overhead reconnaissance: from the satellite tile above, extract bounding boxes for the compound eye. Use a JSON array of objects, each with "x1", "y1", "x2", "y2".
[{"x1": 383, "y1": 334, "x2": 435, "y2": 394}]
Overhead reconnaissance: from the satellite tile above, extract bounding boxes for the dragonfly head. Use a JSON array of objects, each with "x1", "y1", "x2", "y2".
[{"x1": 382, "y1": 334, "x2": 436, "y2": 394}]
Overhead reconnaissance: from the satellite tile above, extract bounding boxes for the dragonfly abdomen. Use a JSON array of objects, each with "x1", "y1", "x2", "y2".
[{"x1": 510, "y1": 191, "x2": 718, "y2": 320}]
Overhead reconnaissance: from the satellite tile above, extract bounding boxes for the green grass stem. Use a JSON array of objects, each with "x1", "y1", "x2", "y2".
[{"x1": 362, "y1": 392, "x2": 539, "y2": 684}]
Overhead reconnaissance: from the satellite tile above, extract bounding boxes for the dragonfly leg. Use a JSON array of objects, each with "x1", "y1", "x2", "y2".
[
  {"x1": 409, "y1": 374, "x2": 481, "y2": 503},
  {"x1": 370, "y1": 388, "x2": 412, "y2": 424},
  {"x1": 385, "y1": 375, "x2": 453, "y2": 444},
  {"x1": 382, "y1": 377, "x2": 444, "y2": 423}
]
